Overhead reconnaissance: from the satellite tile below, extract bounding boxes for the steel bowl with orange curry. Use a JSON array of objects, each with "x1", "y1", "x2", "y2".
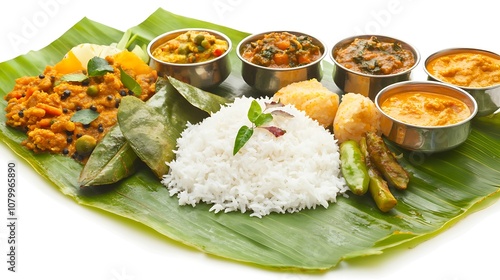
[
  {"x1": 426, "y1": 51, "x2": 500, "y2": 88},
  {"x1": 380, "y1": 91, "x2": 471, "y2": 126},
  {"x1": 4, "y1": 50, "x2": 157, "y2": 162}
]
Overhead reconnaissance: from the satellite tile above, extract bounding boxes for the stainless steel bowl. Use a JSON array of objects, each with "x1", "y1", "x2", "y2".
[
  {"x1": 331, "y1": 35, "x2": 420, "y2": 100},
  {"x1": 424, "y1": 48, "x2": 500, "y2": 117},
  {"x1": 375, "y1": 81, "x2": 478, "y2": 152},
  {"x1": 236, "y1": 31, "x2": 327, "y2": 95},
  {"x1": 147, "y1": 28, "x2": 232, "y2": 89}
]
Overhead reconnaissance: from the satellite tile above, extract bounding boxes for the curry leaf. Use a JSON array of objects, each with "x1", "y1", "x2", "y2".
[
  {"x1": 253, "y1": 112, "x2": 273, "y2": 127},
  {"x1": 60, "y1": 73, "x2": 88, "y2": 83},
  {"x1": 233, "y1": 125, "x2": 253, "y2": 155},
  {"x1": 247, "y1": 100, "x2": 263, "y2": 122},
  {"x1": 120, "y1": 67, "x2": 142, "y2": 96},
  {"x1": 70, "y1": 109, "x2": 99, "y2": 125},
  {"x1": 234, "y1": 100, "x2": 283, "y2": 154},
  {"x1": 87, "y1": 56, "x2": 113, "y2": 77}
]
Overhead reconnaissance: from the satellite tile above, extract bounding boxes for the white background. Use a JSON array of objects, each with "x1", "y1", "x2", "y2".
[{"x1": 1, "y1": 0, "x2": 500, "y2": 280}]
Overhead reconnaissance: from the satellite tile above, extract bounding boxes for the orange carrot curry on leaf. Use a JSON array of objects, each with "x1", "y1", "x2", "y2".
[{"x1": 4, "y1": 43, "x2": 157, "y2": 162}]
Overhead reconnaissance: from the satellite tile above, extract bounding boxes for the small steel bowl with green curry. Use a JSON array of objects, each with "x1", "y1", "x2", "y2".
[{"x1": 331, "y1": 35, "x2": 420, "y2": 100}]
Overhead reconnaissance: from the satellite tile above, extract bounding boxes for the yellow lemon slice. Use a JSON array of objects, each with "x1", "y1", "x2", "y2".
[{"x1": 54, "y1": 43, "x2": 122, "y2": 74}]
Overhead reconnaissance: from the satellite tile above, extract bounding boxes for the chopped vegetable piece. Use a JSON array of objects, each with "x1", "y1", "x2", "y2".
[{"x1": 75, "y1": 135, "x2": 97, "y2": 156}]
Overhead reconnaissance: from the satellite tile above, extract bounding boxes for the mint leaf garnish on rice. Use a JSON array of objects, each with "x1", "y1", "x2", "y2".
[{"x1": 233, "y1": 100, "x2": 288, "y2": 155}]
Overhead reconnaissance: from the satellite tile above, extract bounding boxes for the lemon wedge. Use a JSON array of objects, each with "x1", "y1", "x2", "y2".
[
  {"x1": 70, "y1": 43, "x2": 122, "y2": 67},
  {"x1": 54, "y1": 43, "x2": 122, "y2": 74}
]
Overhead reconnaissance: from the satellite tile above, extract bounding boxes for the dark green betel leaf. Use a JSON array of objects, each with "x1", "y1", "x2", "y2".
[
  {"x1": 70, "y1": 109, "x2": 99, "y2": 125},
  {"x1": 118, "y1": 96, "x2": 173, "y2": 178},
  {"x1": 166, "y1": 76, "x2": 228, "y2": 114},
  {"x1": 80, "y1": 77, "x2": 226, "y2": 186},
  {"x1": 116, "y1": 77, "x2": 230, "y2": 178},
  {"x1": 1, "y1": 8, "x2": 499, "y2": 272},
  {"x1": 87, "y1": 56, "x2": 114, "y2": 77},
  {"x1": 78, "y1": 125, "x2": 139, "y2": 186}
]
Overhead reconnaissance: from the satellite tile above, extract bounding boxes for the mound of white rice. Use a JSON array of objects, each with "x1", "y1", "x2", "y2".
[{"x1": 161, "y1": 96, "x2": 347, "y2": 218}]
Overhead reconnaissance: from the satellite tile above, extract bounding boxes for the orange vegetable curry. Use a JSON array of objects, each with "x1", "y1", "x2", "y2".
[
  {"x1": 380, "y1": 91, "x2": 471, "y2": 126},
  {"x1": 426, "y1": 51, "x2": 500, "y2": 88},
  {"x1": 240, "y1": 32, "x2": 322, "y2": 68},
  {"x1": 334, "y1": 36, "x2": 415, "y2": 75},
  {"x1": 4, "y1": 51, "x2": 157, "y2": 162}
]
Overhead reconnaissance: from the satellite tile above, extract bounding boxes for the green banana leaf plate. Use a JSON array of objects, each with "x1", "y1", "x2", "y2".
[{"x1": 1, "y1": 8, "x2": 500, "y2": 271}]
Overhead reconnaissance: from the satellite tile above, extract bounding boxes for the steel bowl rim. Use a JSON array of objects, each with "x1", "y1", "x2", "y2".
[
  {"x1": 423, "y1": 47, "x2": 500, "y2": 90},
  {"x1": 330, "y1": 34, "x2": 421, "y2": 78},
  {"x1": 236, "y1": 30, "x2": 327, "y2": 71},
  {"x1": 375, "y1": 80, "x2": 478, "y2": 129},
  {"x1": 147, "y1": 28, "x2": 233, "y2": 67}
]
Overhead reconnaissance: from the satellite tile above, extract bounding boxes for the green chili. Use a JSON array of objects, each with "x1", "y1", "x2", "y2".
[
  {"x1": 340, "y1": 140, "x2": 369, "y2": 195},
  {"x1": 365, "y1": 132, "x2": 409, "y2": 190},
  {"x1": 359, "y1": 137, "x2": 397, "y2": 212}
]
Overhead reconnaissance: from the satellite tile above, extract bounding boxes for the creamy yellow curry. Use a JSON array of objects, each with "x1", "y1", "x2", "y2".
[
  {"x1": 152, "y1": 30, "x2": 228, "y2": 64},
  {"x1": 426, "y1": 51, "x2": 500, "y2": 88},
  {"x1": 380, "y1": 91, "x2": 471, "y2": 126}
]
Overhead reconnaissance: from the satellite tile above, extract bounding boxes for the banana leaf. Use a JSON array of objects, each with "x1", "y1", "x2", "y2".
[{"x1": 1, "y1": 8, "x2": 500, "y2": 271}]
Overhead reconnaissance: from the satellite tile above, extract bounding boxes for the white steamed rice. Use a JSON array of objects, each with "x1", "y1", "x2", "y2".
[{"x1": 161, "y1": 96, "x2": 347, "y2": 218}]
